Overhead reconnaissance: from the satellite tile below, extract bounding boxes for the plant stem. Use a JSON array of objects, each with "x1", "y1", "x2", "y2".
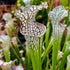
[
  {"x1": 52, "y1": 40, "x2": 59, "y2": 70},
  {"x1": 49, "y1": 0, "x2": 53, "y2": 12},
  {"x1": 39, "y1": 38, "x2": 41, "y2": 70},
  {"x1": 4, "y1": 49, "x2": 10, "y2": 62},
  {"x1": 45, "y1": 25, "x2": 50, "y2": 48},
  {"x1": 28, "y1": 52, "x2": 31, "y2": 70},
  {"x1": 41, "y1": 41, "x2": 52, "y2": 65}
]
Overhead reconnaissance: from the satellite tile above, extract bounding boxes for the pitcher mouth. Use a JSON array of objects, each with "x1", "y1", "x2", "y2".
[{"x1": 20, "y1": 20, "x2": 46, "y2": 38}]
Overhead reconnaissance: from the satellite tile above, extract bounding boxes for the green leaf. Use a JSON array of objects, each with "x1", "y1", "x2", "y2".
[
  {"x1": 59, "y1": 41, "x2": 70, "y2": 70},
  {"x1": 60, "y1": 0, "x2": 68, "y2": 7}
]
